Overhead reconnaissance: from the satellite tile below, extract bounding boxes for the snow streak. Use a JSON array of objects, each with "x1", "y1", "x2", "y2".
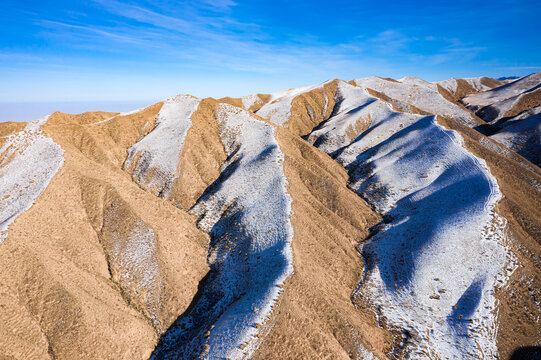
[
  {"x1": 152, "y1": 104, "x2": 293, "y2": 359},
  {"x1": 124, "y1": 95, "x2": 200, "y2": 199},
  {"x1": 0, "y1": 116, "x2": 64, "y2": 243}
]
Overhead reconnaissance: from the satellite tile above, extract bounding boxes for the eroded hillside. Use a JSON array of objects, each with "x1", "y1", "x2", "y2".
[{"x1": 0, "y1": 73, "x2": 540, "y2": 359}]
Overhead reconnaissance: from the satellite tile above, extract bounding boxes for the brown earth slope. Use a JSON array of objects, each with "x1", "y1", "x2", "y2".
[
  {"x1": 0, "y1": 73, "x2": 540, "y2": 360},
  {"x1": 0, "y1": 107, "x2": 209, "y2": 359}
]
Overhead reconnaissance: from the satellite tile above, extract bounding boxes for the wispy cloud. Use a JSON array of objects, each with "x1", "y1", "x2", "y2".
[
  {"x1": 197, "y1": 0, "x2": 237, "y2": 11},
  {"x1": 503, "y1": 66, "x2": 540, "y2": 70},
  {"x1": 40, "y1": 20, "x2": 143, "y2": 44},
  {"x1": 34, "y1": 1, "x2": 366, "y2": 76},
  {"x1": 90, "y1": 0, "x2": 254, "y2": 38},
  {"x1": 5, "y1": 0, "x2": 533, "y2": 103},
  {"x1": 35, "y1": 1, "x2": 488, "y2": 81}
]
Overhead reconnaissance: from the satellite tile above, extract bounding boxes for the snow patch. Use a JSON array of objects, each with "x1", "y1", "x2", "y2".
[
  {"x1": 123, "y1": 95, "x2": 200, "y2": 199},
  {"x1": 0, "y1": 115, "x2": 64, "y2": 243},
  {"x1": 256, "y1": 81, "x2": 328, "y2": 126},
  {"x1": 102, "y1": 206, "x2": 162, "y2": 330},
  {"x1": 241, "y1": 94, "x2": 262, "y2": 110},
  {"x1": 90, "y1": 107, "x2": 145, "y2": 125}
]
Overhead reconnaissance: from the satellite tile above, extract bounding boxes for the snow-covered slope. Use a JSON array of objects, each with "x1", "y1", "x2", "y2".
[
  {"x1": 253, "y1": 75, "x2": 482, "y2": 132},
  {"x1": 100, "y1": 195, "x2": 163, "y2": 330},
  {"x1": 152, "y1": 104, "x2": 293, "y2": 359},
  {"x1": 475, "y1": 87, "x2": 541, "y2": 123},
  {"x1": 399, "y1": 76, "x2": 437, "y2": 89},
  {"x1": 435, "y1": 77, "x2": 501, "y2": 97},
  {"x1": 463, "y1": 71, "x2": 541, "y2": 106},
  {"x1": 124, "y1": 95, "x2": 200, "y2": 198},
  {"x1": 256, "y1": 81, "x2": 329, "y2": 126},
  {"x1": 306, "y1": 81, "x2": 421, "y2": 155},
  {"x1": 352, "y1": 76, "x2": 480, "y2": 126},
  {"x1": 304, "y1": 85, "x2": 514, "y2": 358},
  {"x1": 0, "y1": 116, "x2": 64, "y2": 243},
  {"x1": 490, "y1": 112, "x2": 541, "y2": 166},
  {"x1": 241, "y1": 94, "x2": 265, "y2": 111},
  {"x1": 341, "y1": 117, "x2": 511, "y2": 358},
  {"x1": 460, "y1": 71, "x2": 541, "y2": 165}
]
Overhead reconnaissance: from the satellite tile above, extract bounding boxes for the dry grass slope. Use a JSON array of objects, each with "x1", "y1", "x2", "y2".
[
  {"x1": 0, "y1": 73, "x2": 539, "y2": 359},
  {"x1": 0, "y1": 107, "x2": 209, "y2": 359},
  {"x1": 253, "y1": 129, "x2": 390, "y2": 359}
]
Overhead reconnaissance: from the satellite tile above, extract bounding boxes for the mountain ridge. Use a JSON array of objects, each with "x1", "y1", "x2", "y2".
[{"x1": 0, "y1": 73, "x2": 540, "y2": 359}]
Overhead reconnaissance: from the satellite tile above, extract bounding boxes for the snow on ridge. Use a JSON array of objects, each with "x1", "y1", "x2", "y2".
[
  {"x1": 306, "y1": 81, "x2": 373, "y2": 153},
  {"x1": 307, "y1": 81, "x2": 422, "y2": 155},
  {"x1": 399, "y1": 76, "x2": 437, "y2": 90},
  {"x1": 305, "y1": 86, "x2": 514, "y2": 357},
  {"x1": 123, "y1": 95, "x2": 200, "y2": 199},
  {"x1": 463, "y1": 71, "x2": 541, "y2": 106},
  {"x1": 256, "y1": 80, "x2": 331, "y2": 126},
  {"x1": 0, "y1": 115, "x2": 65, "y2": 243},
  {"x1": 336, "y1": 116, "x2": 513, "y2": 359},
  {"x1": 352, "y1": 76, "x2": 479, "y2": 127},
  {"x1": 90, "y1": 107, "x2": 145, "y2": 125},
  {"x1": 436, "y1": 78, "x2": 460, "y2": 93},
  {"x1": 241, "y1": 94, "x2": 262, "y2": 110},
  {"x1": 152, "y1": 103, "x2": 294, "y2": 359}
]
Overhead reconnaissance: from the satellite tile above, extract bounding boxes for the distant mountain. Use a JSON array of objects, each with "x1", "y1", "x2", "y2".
[
  {"x1": 462, "y1": 72, "x2": 541, "y2": 166},
  {"x1": 1, "y1": 73, "x2": 540, "y2": 360},
  {"x1": 497, "y1": 76, "x2": 521, "y2": 81}
]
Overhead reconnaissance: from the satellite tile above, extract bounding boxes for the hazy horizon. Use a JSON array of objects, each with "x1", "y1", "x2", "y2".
[
  {"x1": 0, "y1": 72, "x2": 530, "y2": 122},
  {"x1": 1, "y1": 0, "x2": 540, "y2": 122}
]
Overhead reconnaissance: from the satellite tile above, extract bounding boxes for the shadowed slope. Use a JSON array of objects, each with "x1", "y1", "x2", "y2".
[{"x1": 152, "y1": 104, "x2": 294, "y2": 359}]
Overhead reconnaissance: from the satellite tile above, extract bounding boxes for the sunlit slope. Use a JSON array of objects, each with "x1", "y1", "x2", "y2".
[
  {"x1": 0, "y1": 72, "x2": 539, "y2": 360},
  {"x1": 256, "y1": 75, "x2": 540, "y2": 359},
  {"x1": 0, "y1": 107, "x2": 209, "y2": 359},
  {"x1": 122, "y1": 97, "x2": 389, "y2": 359}
]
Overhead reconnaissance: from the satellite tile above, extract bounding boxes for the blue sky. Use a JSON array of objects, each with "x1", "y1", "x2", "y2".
[{"x1": 1, "y1": 0, "x2": 540, "y2": 120}]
